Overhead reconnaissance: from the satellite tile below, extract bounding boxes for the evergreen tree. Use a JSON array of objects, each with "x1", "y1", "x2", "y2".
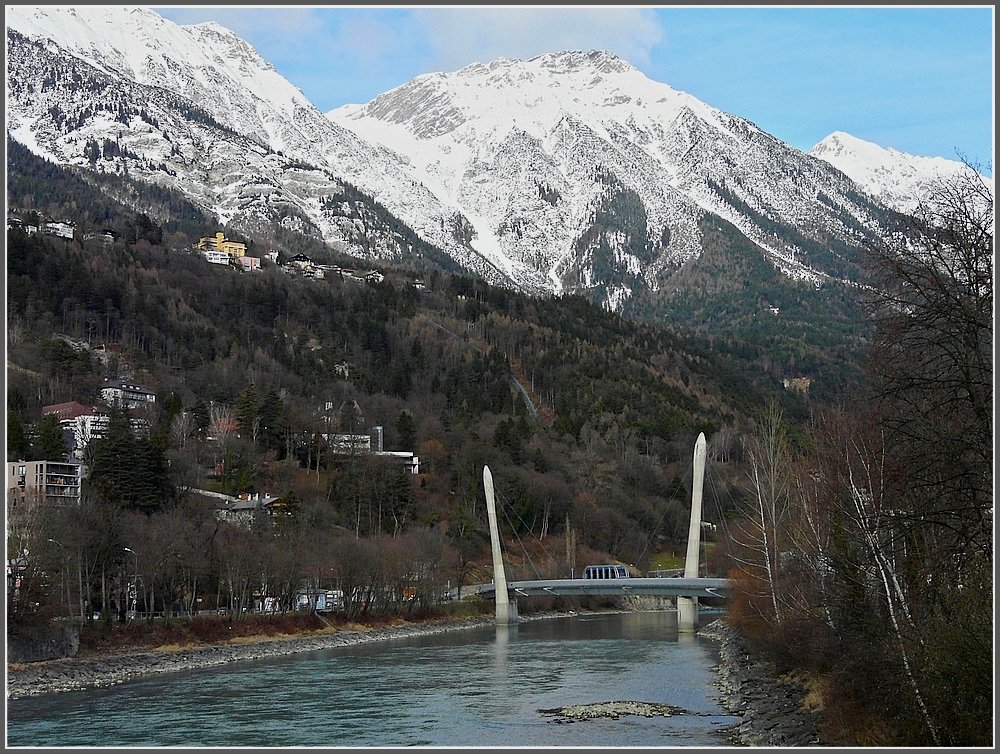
[
  {"x1": 396, "y1": 410, "x2": 416, "y2": 450},
  {"x1": 236, "y1": 384, "x2": 259, "y2": 442},
  {"x1": 150, "y1": 392, "x2": 183, "y2": 451},
  {"x1": 191, "y1": 401, "x2": 211, "y2": 441},
  {"x1": 131, "y1": 437, "x2": 173, "y2": 511},
  {"x1": 87, "y1": 412, "x2": 135, "y2": 509},
  {"x1": 88, "y1": 411, "x2": 172, "y2": 513},
  {"x1": 257, "y1": 388, "x2": 284, "y2": 456},
  {"x1": 32, "y1": 414, "x2": 68, "y2": 460},
  {"x1": 7, "y1": 412, "x2": 30, "y2": 460}
]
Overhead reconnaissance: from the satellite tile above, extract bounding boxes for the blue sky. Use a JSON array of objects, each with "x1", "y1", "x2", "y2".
[{"x1": 155, "y1": 5, "x2": 994, "y2": 172}]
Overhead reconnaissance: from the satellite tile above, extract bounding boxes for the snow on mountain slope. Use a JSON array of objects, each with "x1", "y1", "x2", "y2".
[
  {"x1": 330, "y1": 50, "x2": 892, "y2": 306},
  {"x1": 809, "y1": 131, "x2": 992, "y2": 215},
  {"x1": 5, "y1": 6, "x2": 513, "y2": 285},
  {"x1": 8, "y1": 7, "x2": 916, "y2": 311},
  {"x1": 6, "y1": 6, "x2": 304, "y2": 150}
]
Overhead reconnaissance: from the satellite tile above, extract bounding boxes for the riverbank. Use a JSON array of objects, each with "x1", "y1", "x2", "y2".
[
  {"x1": 6, "y1": 609, "x2": 607, "y2": 700},
  {"x1": 699, "y1": 619, "x2": 828, "y2": 746},
  {"x1": 6, "y1": 614, "x2": 489, "y2": 699},
  {"x1": 10, "y1": 608, "x2": 831, "y2": 748}
]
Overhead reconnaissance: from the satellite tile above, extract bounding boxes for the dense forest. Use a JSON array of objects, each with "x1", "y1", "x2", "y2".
[{"x1": 6, "y1": 143, "x2": 992, "y2": 745}]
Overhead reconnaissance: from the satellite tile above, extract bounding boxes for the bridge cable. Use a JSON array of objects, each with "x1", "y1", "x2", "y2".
[
  {"x1": 494, "y1": 489, "x2": 546, "y2": 581},
  {"x1": 705, "y1": 459, "x2": 733, "y2": 543},
  {"x1": 496, "y1": 486, "x2": 565, "y2": 577},
  {"x1": 490, "y1": 490, "x2": 533, "y2": 583},
  {"x1": 632, "y1": 467, "x2": 686, "y2": 573},
  {"x1": 496, "y1": 492, "x2": 543, "y2": 580}
]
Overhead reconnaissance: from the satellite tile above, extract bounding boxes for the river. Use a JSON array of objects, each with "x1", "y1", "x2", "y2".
[{"x1": 6, "y1": 611, "x2": 740, "y2": 747}]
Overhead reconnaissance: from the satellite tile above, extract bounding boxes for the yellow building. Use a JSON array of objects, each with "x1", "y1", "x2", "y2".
[{"x1": 197, "y1": 231, "x2": 246, "y2": 258}]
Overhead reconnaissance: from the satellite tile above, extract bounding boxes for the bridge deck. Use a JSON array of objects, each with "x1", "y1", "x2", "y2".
[{"x1": 466, "y1": 577, "x2": 730, "y2": 599}]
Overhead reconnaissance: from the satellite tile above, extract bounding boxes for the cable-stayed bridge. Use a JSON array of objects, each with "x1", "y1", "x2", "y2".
[{"x1": 478, "y1": 432, "x2": 731, "y2": 631}]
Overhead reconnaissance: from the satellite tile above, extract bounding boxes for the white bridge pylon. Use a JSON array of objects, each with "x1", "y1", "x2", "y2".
[
  {"x1": 677, "y1": 432, "x2": 707, "y2": 633},
  {"x1": 483, "y1": 465, "x2": 518, "y2": 624}
]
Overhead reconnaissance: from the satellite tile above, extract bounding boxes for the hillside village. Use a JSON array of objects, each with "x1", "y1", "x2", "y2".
[
  {"x1": 8, "y1": 326, "x2": 420, "y2": 527},
  {"x1": 5, "y1": 213, "x2": 436, "y2": 619},
  {"x1": 7, "y1": 210, "x2": 392, "y2": 286}
]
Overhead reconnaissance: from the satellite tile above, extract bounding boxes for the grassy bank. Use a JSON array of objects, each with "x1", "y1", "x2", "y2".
[{"x1": 72, "y1": 601, "x2": 495, "y2": 658}]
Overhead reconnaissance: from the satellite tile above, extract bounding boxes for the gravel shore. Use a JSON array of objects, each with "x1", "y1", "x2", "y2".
[
  {"x1": 699, "y1": 619, "x2": 827, "y2": 746},
  {"x1": 6, "y1": 610, "x2": 606, "y2": 700},
  {"x1": 6, "y1": 615, "x2": 497, "y2": 699}
]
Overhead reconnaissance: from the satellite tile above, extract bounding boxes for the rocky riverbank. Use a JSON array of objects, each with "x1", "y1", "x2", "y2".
[
  {"x1": 7, "y1": 609, "x2": 611, "y2": 700},
  {"x1": 10, "y1": 608, "x2": 831, "y2": 748},
  {"x1": 6, "y1": 615, "x2": 495, "y2": 699},
  {"x1": 700, "y1": 619, "x2": 827, "y2": 746}
]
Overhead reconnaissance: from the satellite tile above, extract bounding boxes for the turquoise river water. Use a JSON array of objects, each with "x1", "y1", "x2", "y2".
[{"x1": 6, "y1": 611, "x2": 740, "y2": 747}]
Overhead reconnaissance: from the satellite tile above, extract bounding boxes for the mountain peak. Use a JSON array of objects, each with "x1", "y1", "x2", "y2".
[
  {"x1": 533, "y1": 49, "x2": 634, "y2": 73},
  {"x1": 810, "y1": 131, "x2": 991, "y2": 214},
  {"x1": 188, "y1": 20, "x2": 238, "y2": 36},
  {"x1": 810, "y1": 131, "x2": 892, "y2": 162}
]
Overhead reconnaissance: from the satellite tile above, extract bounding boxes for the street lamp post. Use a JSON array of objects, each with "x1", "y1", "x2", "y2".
[{"x1": 123, "y1": 547, "x2": 137, "y2": 621}]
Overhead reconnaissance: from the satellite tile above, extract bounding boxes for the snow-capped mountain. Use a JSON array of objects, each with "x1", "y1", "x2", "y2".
[
  {"x1": 8, "y1": 7, "x2": 943, "y2": 317},
  {"x1": 5, "y1": 6, "x2": 511, "y2": 285},
  {"x1": 809, "y1": 131, "x2": 992, "y2": 215},
  {"x1": 328, "y1": 50, "x2": 895, "y2": 307}
]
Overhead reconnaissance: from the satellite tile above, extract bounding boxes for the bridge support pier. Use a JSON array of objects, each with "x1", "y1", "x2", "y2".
[
  {"x1": 484, "y1": 466, "x2": 518, "y2": 625},
  {"x1": 678, "y1": 433, "x2": 707, "y2": 633}
]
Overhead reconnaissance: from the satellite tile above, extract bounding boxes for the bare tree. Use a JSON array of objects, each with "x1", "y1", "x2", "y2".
[
  {"x1": 170, "y1": 411, "x2": 194, "y2": 450},
  {"x1": 209, "y1": 402, "x2": 238, "y2": 444},
  {"x1": 6, "y1": 489, "x2": 58, "y2": 618},
  {"x1": 807, "y1": 408, "x2": 942, "y2": 745},
  {"x1": 729, "y1": 402, "x2": 791, "y2": 624},
  {"x1": 866, "y1": 162, "x2": 993, "y2": 561}
]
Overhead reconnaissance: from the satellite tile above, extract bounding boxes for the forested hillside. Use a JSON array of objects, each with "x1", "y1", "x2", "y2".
[
  {"x1": 6, "y1": 144, "x2": 815, "y2": 572},
  {"x1": 6, "y1": 213, "x2": 806, "y2": 552}
]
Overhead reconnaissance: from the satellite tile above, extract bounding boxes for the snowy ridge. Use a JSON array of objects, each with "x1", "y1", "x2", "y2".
[
  {"x1": 5, "y1": 6, "x2": 511, "y2": 285},
  {"x1": 809, "y1": 131, "x2": 993, "y2": 215},
  {"x1": 330, "y1": 50, "x2": 892, "y2": 304},
  {"x1": 8, "y1": 8, "x2": 948, "y2": 312}
]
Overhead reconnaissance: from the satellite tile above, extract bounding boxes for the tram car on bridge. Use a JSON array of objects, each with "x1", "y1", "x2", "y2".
[{"x1": 582, "y1": 564, "x2": 630, "y2": 579}]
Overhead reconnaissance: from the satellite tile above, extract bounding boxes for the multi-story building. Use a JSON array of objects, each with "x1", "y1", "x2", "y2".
[
  {"x1": 198, "y1": 231, "x2": 246, "y2": 258},
  {"x1": 6, "y1": 214, "x2": 38, "y2": 234},
  {"x1": 42, "y1": 401, "x2": 149, "y2": 459},
  {"x1": 40, "y1": 220, "x2": 75, "y2": 239},
  {"x1": 42, "y1": 401, "x2": 96, "y2": 422},
  {"x1": 324, "y1": 424, "x2": 420, "y2": 474},
  {"x1": 203, "y1": 249, "x2": 230, "y2": 265},
  {"x1": 372, "y1": 451, "x2": 420, "y2": 475},
  {"x1": 7, "y1": 460, "x2": 86, "y2": 510},
  {"x1": 99, "y1": 380, "x2": 156, "y2": 409}
]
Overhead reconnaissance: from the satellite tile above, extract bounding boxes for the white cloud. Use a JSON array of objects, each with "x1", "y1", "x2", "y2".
[{"x1": 412, "y1": 7, "x2": 665, "y2": 71}]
